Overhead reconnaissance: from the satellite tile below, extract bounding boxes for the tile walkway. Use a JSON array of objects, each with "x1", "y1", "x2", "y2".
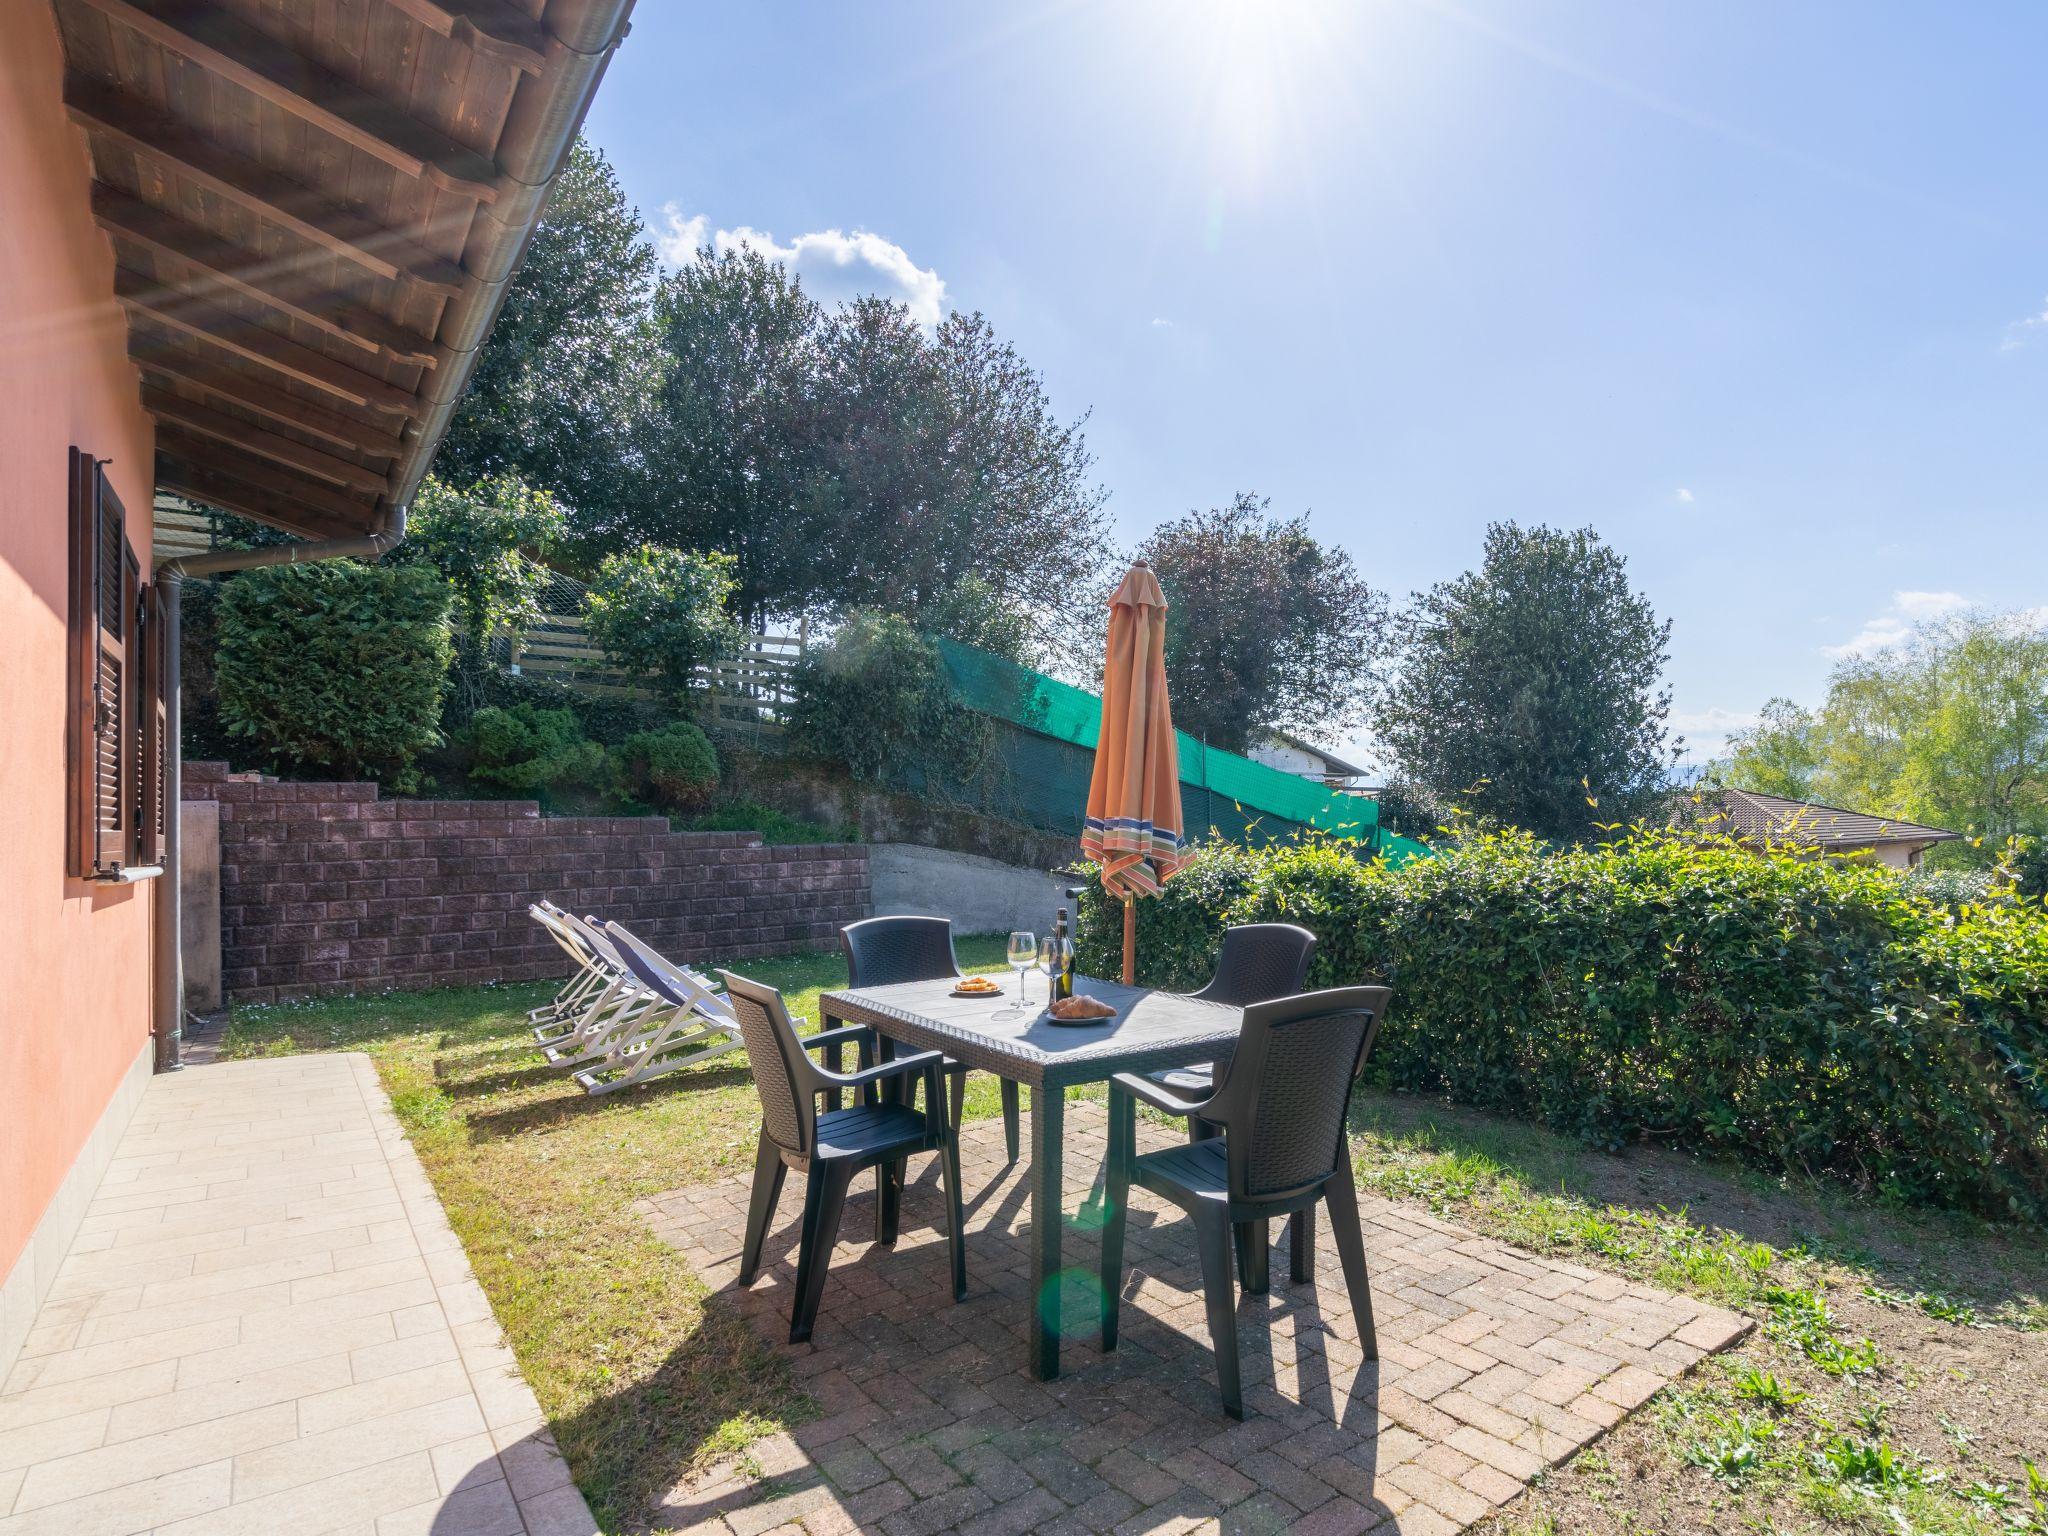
[
  {"x1": 0, "y1": 1054, "x2": 596, "y2": 1536},
  {"x1": 644, "y1": 1103, "x2": 1751, "y2": 1536}
]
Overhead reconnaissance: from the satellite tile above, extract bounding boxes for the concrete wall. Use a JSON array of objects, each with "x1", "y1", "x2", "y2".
[
  {"x1": 869, "y1": 843, "x2": 1074, "y2": 938},
  {"x1": 0, "y1": 4, "x2": 160, "y2": 1283}
]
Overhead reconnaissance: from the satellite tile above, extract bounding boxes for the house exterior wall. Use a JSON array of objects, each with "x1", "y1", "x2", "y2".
[{"x1": 0, "y1": 5, "x2": 160, "y2": 1281}]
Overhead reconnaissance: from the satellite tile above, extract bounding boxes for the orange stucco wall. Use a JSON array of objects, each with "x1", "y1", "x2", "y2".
[{"x1": 1, "y1": 4, "x2": 159, "y2": 1276}]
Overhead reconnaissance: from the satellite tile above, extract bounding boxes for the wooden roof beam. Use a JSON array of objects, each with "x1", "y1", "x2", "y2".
[
  {"x1": 155, "y1": 455, "x2": 377, "y2": 542},
  {"x1": 74, "y1": 0, "x2": 501, "y2": 202},
  {"x1": 380, "y1": 0, "x2": 550, "y2": 76},
  {"x1": 66, "y1": 77, "x2": 467, "y2": 295},
  {"x1": 94, "y1": 185, "x2": 438, "y2": 370},
  {"x1": 142, "y1": 386, "x2": 391, "y2": 496},
  {"x1": 116, "y1": 265, "x2": 422, "y2": 415},
  {"x1": 130, "y1": 342, "x2": 405, "y2": 460},
  {"x1": 156, "y1": 429, "x2": 381, "y2": 526}
]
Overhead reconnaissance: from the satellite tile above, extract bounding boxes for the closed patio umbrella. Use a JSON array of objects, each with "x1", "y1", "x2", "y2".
[{"x1": 1082, "y1": 560, "x2": 1187, "y2": 984}]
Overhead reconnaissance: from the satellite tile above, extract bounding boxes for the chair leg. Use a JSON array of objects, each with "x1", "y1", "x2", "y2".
[
  {"x1": 1323, "y1": 1162, "x2": 1377, "y2": 1360},
  {"x1": 1289, "y1": 1206, "x2": 1315, "y2": 1284},
  {"x1": 948, "y1": 1070, "x2": 966, "y2": 1139},
  {"x1": 1000, "y1": 1079, "x2": 1020, "y2": 1165},
  {"x1": 1236, "y1": 1219, "x2": 1270, "y2": 1296},
  {"x1": 1100, "y1": 1090, "x2": 1134, "y2": 1351},
  {"x1": 1192, "y1": 1206, "x2": 1243, "y2": 1419},
  {"x1": 938, "y1": 1123, "x2": 968, "y2": 1303},
  {"x1": 738, "y1": 1128, "x2": 785, "y2": 1287},
  {"x1": 789, "y1": 1161, "x2": 855, "y2": 1345},
  {"x1": 1188, "y1": 1116, "x2": 1219, "y2": 1145}
]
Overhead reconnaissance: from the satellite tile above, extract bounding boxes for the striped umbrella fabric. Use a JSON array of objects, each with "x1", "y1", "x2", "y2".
[{"x1": 1082, "y1": 562, "x2": 1187, "y2": 979}]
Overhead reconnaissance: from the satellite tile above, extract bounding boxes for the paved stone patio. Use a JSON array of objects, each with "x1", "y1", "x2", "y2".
[
  {"x1": 645, "y1": 1102, "x2": 1749, "y2": 1536},
  {"x1": 0, "y1": 1054, "x2": 594, "y2": 1536}
]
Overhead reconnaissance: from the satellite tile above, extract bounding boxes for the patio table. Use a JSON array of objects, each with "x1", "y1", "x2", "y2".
[{"x1": 817, "y1": 974, "x2": 1240, "y2": 1379}]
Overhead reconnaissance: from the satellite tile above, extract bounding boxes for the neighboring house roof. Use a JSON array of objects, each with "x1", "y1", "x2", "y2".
[
  {"x1": 1257, "y1": 730, "x2": 1370, "y2": 780},
  {"x1": 1709, "y1": 788, "x2": 1962, "y2": 849},
  {"x1": 54, "y1": 0, "x2": 636, "y2": 541}
]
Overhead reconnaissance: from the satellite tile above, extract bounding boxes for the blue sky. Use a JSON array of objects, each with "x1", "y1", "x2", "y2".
[{"x1": 581, "y1": 1, "x2": 2048, "y2": 767}]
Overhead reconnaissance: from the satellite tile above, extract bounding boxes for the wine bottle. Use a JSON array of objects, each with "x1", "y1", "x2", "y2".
[{"x1": 1052, "y1": 907, "x2": 1075, "y2": 1002}]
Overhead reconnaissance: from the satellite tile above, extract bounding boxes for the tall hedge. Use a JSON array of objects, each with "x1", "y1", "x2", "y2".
[
  {"x1": 1073, "y1": 831, "x2": 2048, "y2": 1220},
  {"x1": 215, "y1": 560, "x2": 452, "y2": 784}
]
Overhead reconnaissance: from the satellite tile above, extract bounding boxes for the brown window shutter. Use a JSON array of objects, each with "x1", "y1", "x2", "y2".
[
  {"x1": 66, "y1": 449, "x2": 135, "y2": 879},
  {"x1": 66, "y1": 449, "x2": 97, "y2": 877},
  {"x1": 136, "y1": 581, "x2": 168, "y2": 866}
]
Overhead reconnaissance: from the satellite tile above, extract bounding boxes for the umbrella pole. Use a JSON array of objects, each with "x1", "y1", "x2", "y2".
[{"x1": 1121, "y1": 893, "x2": 1135, "y2": 986}]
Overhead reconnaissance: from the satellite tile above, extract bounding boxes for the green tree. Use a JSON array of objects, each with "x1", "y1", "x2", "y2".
[
  {"x1": 582, "y1": 545, "x2": 743, "y2": 711},
  {"x1": 1377, "y1": 522, "x2": 1676, "y2": 842},
  {"x1": 437, "y1": 139, "x2": 657, "y2": 529},
  {"x1": 1797, "y1": 612, "x2": 2048, "y2": 861},
  {"x1": 631, "y1": 245, "x2": 830, "y2": 625},
  {"x1": 630, "y1": 251, "x2": 1110, "y2": 635},
  {"x1": 785, "y1": 610, "x2": 988, "y2": 785},
  {"x1": 805, "y1": 300, "x2": 1110, "y2": 642},
  {"x1": 215, "y1": 561, "x2": 451, "y2": 784},
  {"x1": 403, "y1": 473, "x2": 565, "y2": 708},
  {"x1": 1716, "y1": 697, "x2": 1822, "y2": 800},
  {"x1": 1136, "y1": 493, "x2": 1385, "y2": 755}
]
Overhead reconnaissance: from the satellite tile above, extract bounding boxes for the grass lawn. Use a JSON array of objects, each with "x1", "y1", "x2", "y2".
[{"x1": 223, "y1": 953, "x2": 2047, "y2": 1536}]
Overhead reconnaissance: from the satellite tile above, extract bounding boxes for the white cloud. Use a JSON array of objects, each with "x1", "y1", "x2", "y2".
[
  {"x1": 1670, "y1": 706, "x2": 1757, "y2": 758},
  {"x1": 1150, "y1": 317, "x2": 1173, "y2": 329},
  {"x1": 2002, "y1": 297, "x2": 2048, "y2": 350},
  {"x1": 657, "y1": 203, "x2": 947, "y2": 329},
  {"x1": 1675, "y1": 488, "x2": 1695, "y2": 504},
  {"x1": 1823, "y1": 590, "x2": 1969, "y2": 659}
]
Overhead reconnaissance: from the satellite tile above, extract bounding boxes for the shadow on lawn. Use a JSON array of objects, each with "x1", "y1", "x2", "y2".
[{"x1": 1346, "y1": 1086, "x2": 2048, "y2": 1312}]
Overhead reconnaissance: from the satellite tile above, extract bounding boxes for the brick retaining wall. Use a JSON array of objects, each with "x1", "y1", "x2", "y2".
[{"x1": 183, "y1": 762, "x2": 870, "y2": 1004}]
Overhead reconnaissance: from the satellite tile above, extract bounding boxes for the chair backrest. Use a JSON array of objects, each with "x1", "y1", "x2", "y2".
[
  {"x1": 530, "y1": 903, "x2": 597, "y2": 968},
  {"x1": 842, "y1": 916, "x2": 960, "y2": 990},
  {"x1": 607, "y1": 923, "x2": 730, "y2": 1020},
  {"x1": 1207, "y1": 986, "x2": 1392, "y2": 1202},
  {"x1": 1191, "y1": 924, "x2": 1318, "y2": 1007},
  {"x1": 718, "y1": 970, "x2": 820, "y2": 1157}
]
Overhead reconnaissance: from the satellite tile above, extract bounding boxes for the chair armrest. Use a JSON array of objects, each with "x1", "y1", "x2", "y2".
[
  {"x1": 825, "y1": 1049, "x2": 946, "y2": 1092},
  {"x1": 801, "y1": 1025, "x2": 874, "y2": 1055},
  {"x1": 1109, "y1": 1072, "x2": 1211, "y2": 1119}
]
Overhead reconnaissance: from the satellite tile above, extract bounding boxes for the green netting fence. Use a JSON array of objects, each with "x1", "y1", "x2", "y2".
[{"x1": 931, "y1": 639, "x2": 1429, "y2": 864}]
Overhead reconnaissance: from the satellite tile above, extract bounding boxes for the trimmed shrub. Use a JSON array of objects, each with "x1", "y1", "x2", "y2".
[
  {"x1": 583, "y1": 544, "x2": 742, "y2": 710},
  {"x1": 785, "y1": 610, "x2": 992, "y2": 786},
  {"x1": 619, "y1": 721, "x2": 720, "y2": 812},
  {"x1": 1073, "y1": 830, "x2": 2048, "y2": 1220},
  {"x1": 465, "y1": 704, "x2": 608, "y2": 794},
  {"x1": 215, "y1": 560, "x2": 451, "y2": 784}
]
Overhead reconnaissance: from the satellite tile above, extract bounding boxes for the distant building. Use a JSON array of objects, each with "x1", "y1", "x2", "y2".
[
  {"x1": 1695, "y1": 788, "x2": 1961, "y2": 870},
  {"x1": 1249, "y1": 731, "x2": 1371, "y2": 793}
]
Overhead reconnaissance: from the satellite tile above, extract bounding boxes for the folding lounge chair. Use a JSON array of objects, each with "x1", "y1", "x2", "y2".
[
  {"x1": 535, "y1": 912, "x2": 678, "y2": 1068},
  {"x1": 580, "y1": 924, "x2": 746, "y2": 1095},
  {"x1": 527, "y1": 901, "x2": 613, "y2": 1028}
]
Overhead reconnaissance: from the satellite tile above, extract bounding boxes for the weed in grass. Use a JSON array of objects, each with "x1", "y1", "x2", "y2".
[
  {"x1": 1811, "y1": 1435, "x2": 1942, "y2": 1496},
  {"x1": 1683, "y1": 1410, "x2": 1779, "y2": 1482},
  {"x1": 1731, "y1": 1367, "x2": 1807, "y2": 1413},
  {"x1": 1865, "y1": 1283, "x2": 1989, "y2": 1329},
  {"x1": 1851, "y1": 1397, "x2": 1892, "y2": 1435},
  {"x1": 1761, "y1": 1284, "x2": 1883, "y2": 1376}
]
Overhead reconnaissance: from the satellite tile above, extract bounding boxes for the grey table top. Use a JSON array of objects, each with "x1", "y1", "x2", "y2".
[{"x1": 818, "y1": 975, "x2": 1241, "y2": 1088}]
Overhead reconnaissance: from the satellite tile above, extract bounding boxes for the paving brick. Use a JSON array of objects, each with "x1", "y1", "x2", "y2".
[{"x1": 634, "y1": 1100, "x2": 1746, "y2": 1536}]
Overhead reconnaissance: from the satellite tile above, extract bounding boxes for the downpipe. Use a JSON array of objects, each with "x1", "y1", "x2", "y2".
[{"x1": 150, "y1": 509, "x2": 406, "y2": 1072}]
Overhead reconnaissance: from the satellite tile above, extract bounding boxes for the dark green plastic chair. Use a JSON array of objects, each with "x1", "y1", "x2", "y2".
[
  {"x1": 1101, "y1": 985, "x2": 1392, "y2": 1418},
  {"x1": 722, "y1": 969, "x2": 967, "y2": 1344}
]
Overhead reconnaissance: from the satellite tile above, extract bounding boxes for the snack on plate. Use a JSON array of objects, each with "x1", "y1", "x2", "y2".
[
  {"x1": 955, "y1": 976, "x2": 999, "y2": 994},
  {"x1": 1049, "y1": 995, "x2": 1115, "y2": 1020}
]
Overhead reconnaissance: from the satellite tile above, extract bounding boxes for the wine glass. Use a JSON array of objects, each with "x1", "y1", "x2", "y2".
[
  {"x1": 1007, "y1": 932, "x2": 1036, "y2": 1010},
  {"x1": 1037, "y1": 935, "x2": 1057, "y2": 1011}
]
